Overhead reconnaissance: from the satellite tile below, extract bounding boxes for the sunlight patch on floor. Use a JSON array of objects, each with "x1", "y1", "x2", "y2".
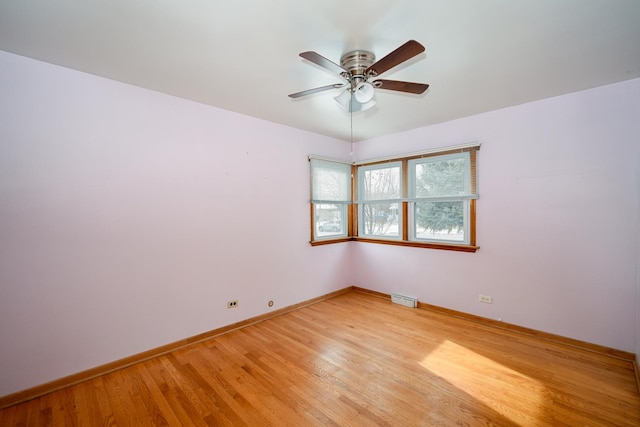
[{"x1": 419, "y1": 340, "x2": 546, "y2": 425}]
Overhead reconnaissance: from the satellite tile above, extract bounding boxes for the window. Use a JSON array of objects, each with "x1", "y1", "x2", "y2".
[
  {"x1": 358, "y1": 162, "x2": 402, "y2": 239},
  {"x1": 310, "y1": 144, "x2": 479, "y2": 252},
  {"x1": 407, "y1": 152, "x2": 475, "y2": 244},
  {"x1": 309, "y1": 158, "x2": 351, "y2": 242}
]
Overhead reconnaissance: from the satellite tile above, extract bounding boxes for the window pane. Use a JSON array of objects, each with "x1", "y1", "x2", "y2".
[
  {"x1": 361, "y1": 164, "x2": 400, "y2": 201},
  {"x1": 314, "y1": 204, "x2": 346, "y2": 238},
  {"x1": 360, "y1": 203, "x2": 400, "y2": 238},
  {"x1": 413, "y1": 201, "x2": 465, "y2": 242},
  {"x1": 414, "y1": 156, "x2": 468, "y2": 197}
]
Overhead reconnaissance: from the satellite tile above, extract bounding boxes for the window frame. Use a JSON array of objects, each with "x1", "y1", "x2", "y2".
[
  {"x1": 309, "y1": 144, "x2": 479, "y2": 252},
  {"x1": 309, "y1": 158, "x2": 353, "y2": 244},
  {"x1": 357, "y1": 161, "x2": 403, "y2": 240},
  {"x1": 407, "y1": 151, "x2": 472, "y2": 245}
]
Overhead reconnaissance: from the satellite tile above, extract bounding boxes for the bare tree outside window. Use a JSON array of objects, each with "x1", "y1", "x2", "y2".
[{"x1": 360, "y1": 164, "x2": 400, "y2": 237}]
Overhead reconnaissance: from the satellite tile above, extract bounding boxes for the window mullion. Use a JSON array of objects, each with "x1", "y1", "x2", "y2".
[
  {"x1": 402, "y1": 158, "x2": 409, "y2": 241},
  {"x1": 310, "y1": 203, "x2": 315, "y2": 242},
  {"x1": 350, "y1": 164, "x2": 357, "y2": 237},
  {"x1": 469, "y1": 199, "x2": 476, "y2": 247}
]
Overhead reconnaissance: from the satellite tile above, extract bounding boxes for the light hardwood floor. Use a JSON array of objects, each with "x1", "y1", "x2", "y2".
[{"x1": 1, "y1": 290, "x2": 639, "y2": 426}]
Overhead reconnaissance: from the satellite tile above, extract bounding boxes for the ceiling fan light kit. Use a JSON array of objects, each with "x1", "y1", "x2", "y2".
[
  {"x1": 354, "y1": 81, "x2": 375, "y2": 103},
  {"x1": 334, "y1": 91, "x2": 376, "y2": 113},
  {"x1": 289, "y1": 40, "x2": 429, "y2": 112}
]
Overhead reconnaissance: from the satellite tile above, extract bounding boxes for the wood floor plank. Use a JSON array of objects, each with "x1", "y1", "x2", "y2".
[
  {"x1": 0, "y1": 403, "x2": 17, "y2": 426},
  {"x1": 222, "y1": 334, "x2": 356, "y2": 425},
  {"x1": 143, "y1": 356, "x2": 210, "y2": 427},
  {"x1": 9, "y1": 399, "x2": 29, "y2": 426},
  {"x1": 50, "y1": 386, "x2": 78, "y2": 426},
  {"x1": 1, "y1": 290, "x2": 639, "y2": 425},
  {"x1": 157, "y1": 354, "x2": 215, "y2": 424},
  {"x1": 37, "y1": 393, "x2": 53, "y2": 427},
  {"x1": 73, "y1": 379, "x2": 107, "y2": 427},
  {"x1": 205, "y1": 337, "x2": 313, "y2": 426},
  {"x1": 90, "y1": 377, "x2": 117, "y2": 427},
  {"x1": 101, "y1": 368, "x2": 146, "y2": 426}
]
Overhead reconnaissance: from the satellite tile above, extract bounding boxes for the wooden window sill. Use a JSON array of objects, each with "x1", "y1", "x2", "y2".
[{"x1": 311, "y1": 237, "x2": 479, "y2": 252}]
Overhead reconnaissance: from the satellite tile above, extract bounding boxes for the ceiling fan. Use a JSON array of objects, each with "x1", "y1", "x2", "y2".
[{"x1": 288, "y1": 40, "x2": 429, "y2": 112}]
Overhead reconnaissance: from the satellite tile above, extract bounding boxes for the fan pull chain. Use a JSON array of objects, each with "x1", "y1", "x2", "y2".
[{"x1": 350, "y1": 95, "x2": 354, "y2": 157}]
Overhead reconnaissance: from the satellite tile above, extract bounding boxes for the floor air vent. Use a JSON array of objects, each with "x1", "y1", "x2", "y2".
[{"x1": 391, "y1": 293, "x2": 418, "y2": 308}]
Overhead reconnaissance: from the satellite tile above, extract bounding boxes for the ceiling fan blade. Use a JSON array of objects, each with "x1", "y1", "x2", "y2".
[
  {"x1": 373, "y1": 79, "x2": 429, "y2": 94},
  {"x1": 366, "y1": 40, "x2": 425, "y2": 76},
  {"x1": 288, "y1": 83, "x2": 345, "y2": 98},
  {"x1": 299, "y1": 51, "x2": 348, "y2": 75}
]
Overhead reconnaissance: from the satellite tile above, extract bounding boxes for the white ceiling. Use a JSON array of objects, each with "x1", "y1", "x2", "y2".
[{"x1": 1, "y1": 1, "x2": 639, "y2": 142}]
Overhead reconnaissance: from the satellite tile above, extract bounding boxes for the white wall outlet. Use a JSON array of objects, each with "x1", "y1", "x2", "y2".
[
  {"x1": 479, "y1": 295, "x2": 493, "y2": 304},
  {"x1": 227, "y1": 300, "x2": 238, "y2": 309}
]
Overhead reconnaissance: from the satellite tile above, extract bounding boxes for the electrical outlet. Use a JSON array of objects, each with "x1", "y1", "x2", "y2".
[
  {"x1": 479, "y1": 295, "x2": 493, "y2": 304},
  {"x1": 227, "y1": 300, "x2": 238, "y2": 309}
]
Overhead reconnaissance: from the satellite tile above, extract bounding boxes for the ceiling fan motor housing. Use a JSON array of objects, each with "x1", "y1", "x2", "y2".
[{"x1": 340, "y1": 50, "x2": 375, "y2": 87}]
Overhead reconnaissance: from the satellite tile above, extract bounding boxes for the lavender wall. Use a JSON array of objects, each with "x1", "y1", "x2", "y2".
[
  {"x1": 0, "y1": 51, "x2": 354, "y2": 396},
  {"x1": 354, "y1": 78, "x2": 640, "y2": 353},
  {"x1": 1, "y1": 49, "x2": 638, "y2": 398},
  {"x1": 637, "y1": 151, "x2": 640, "y2": 364}
]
